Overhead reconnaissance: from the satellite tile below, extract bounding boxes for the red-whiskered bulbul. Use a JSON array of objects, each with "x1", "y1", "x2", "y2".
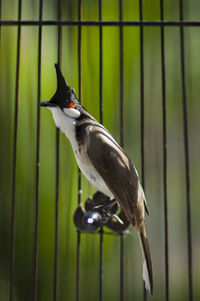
[{"x1": 40, "y1": 64, "x2": 153, "y2": 294}]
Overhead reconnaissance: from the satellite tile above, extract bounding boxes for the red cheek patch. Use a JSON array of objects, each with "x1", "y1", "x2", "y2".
[{"x1": 68, "y1": 102, "x2": 75, "y2": 109}]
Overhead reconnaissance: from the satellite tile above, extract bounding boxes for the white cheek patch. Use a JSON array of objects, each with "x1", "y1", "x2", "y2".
[{"x1": 63, "y1": 108, "x2": 81, "y2": 119}]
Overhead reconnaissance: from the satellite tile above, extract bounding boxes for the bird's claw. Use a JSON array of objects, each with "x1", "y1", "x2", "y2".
[{"x1": 73, "y1": 191, "x2": 130, "y2": 233}]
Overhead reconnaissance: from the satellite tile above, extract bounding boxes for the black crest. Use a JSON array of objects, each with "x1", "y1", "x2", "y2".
[{"x1": 40, "y1": 64, "x2": 79, "y2": 108}]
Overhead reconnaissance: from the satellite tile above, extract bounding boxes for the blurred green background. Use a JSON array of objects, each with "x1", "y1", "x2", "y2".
[{"x1": 0, "y1": 0, "x2": 200, "y2": 300}]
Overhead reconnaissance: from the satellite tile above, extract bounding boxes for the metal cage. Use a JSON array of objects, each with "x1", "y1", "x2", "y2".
[{"x1": 0, "y1": 0, "x2": 198, "y2": 300}]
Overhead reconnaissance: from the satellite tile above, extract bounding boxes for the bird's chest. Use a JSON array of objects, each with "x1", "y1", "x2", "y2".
[
  {"x1": 74, "y1": 146, "x2": 104, "y2": 189},
  {"x1": 72, "y1": 141, "x2": 113, "y2": 198}
]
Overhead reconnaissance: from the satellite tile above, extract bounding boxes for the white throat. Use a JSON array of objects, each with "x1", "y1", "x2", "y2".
[{"x1": 48, "y1": 107, "x2": 77, "y2": 148}]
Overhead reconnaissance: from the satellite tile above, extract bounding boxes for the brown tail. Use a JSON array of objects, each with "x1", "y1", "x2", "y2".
[{"x1": 138, "y1": 223, "x2": 153, "y2": 295}]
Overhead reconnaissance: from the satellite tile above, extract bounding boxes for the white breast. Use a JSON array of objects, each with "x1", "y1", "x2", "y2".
[
  {"x1": 49, "y1": 107, "x2": 114, "y2": 199},
  {"x1": 74, "y1": 147, "x2": 114, "y2": 198}
]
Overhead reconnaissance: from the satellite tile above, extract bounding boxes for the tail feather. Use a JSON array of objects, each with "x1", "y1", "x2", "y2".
[{"x1": 138, "y1": 226, "x2": 153, "y2": 295}]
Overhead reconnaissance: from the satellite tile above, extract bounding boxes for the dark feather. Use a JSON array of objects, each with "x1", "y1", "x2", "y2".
[{"x1": 139, "y1": 224, "x2": 153, "y2": 294}]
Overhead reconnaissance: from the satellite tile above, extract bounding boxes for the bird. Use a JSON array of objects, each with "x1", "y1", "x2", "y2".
[{"x1": 40, "y1": 63, "x2": 153, "y2": 294}]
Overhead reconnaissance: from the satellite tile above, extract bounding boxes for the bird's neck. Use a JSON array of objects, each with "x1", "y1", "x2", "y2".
[{"x1": 49, "y1": 107, "x2": 77, "y2": 147}]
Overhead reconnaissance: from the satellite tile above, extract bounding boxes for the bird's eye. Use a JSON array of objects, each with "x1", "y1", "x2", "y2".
[{"x1": 67, "y1": 102, "x2": 75, "y2": 109}]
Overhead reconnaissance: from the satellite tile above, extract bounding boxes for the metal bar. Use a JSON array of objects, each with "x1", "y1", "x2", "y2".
[
  {"x1": 179, "y1": 1, "x2": 193, "y2": 300},
  {"x1": 120, "y1": 234, "x2": 124, "y2": 301},
  {"x1": 9, "y1": 0, "x2": 22, "y2": 300},
  {"x1": 33, "y1": 0, "x2": 43, "y2": 300},
  {"x1": 78, "y1": 0, "x2": 82, "y2": 107},
  {"x1": 139, "y1": 0, "x2": 147, "y2": 300},
  {"x1": 99, "y1": 229, "x2": 103, "y2": 301},
  {"x1": 98, "y1": 1, "x2": 104, "y2": 301},
  {"x1": 119, "y1": 0, "x2": 124, "y2": 148},
  {"x1": 139, "y1": 0, "x2": 145, "y2": 198},
  {"x1": 0, "y1": 0, "x2": 1, "y2": 39},
  {"x1": 76, "y1": 2, "x2": 82, "y2": 300},
  {"x1": 160, "y1": 1, "x2": 169, "y2": 300},
  {"x1": 1, "y1": 20, "x2": 200, "y2": 26},
  {"x1": 99, "y1": 0, "x2": 103, "y2": 125},
  {"x1": 76, "y1": 232, "x2": 81, "y2": 301},
  {"x1": 119, "y1": 1, "x2": 125, "y2": 300},
  {"x1": 53, "y1": 0, "x2": 62, "y2": 300}
]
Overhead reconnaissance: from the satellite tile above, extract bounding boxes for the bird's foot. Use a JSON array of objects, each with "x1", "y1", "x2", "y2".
[{"x1": 73, "y1": 191, "x2": 130, "y2": 233}]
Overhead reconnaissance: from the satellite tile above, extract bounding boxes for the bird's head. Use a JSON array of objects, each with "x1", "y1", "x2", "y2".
[{"x1": 40, "y1": 63, "x2": 81, "y2": 119}]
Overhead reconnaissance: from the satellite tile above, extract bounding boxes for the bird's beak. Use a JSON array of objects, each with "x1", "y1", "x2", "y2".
[{"x1": 39, "y1": 100, "x2": 56, "y2": 107}]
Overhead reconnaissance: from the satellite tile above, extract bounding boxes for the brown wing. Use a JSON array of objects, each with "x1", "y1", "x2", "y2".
[
  {"x1": 87, "y1": 128, "x2": 153, "y2": 293},
  {"x1": 87, "y1": 129, "x2": 139, "y2": 222}
]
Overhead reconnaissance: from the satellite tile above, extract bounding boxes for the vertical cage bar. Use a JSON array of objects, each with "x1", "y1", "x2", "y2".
[
  {"x1": 179, "y1": 1, "x2": 193, "y2": 300},
  {"x1": 76, "y1": 1, "x2": 82, "y2": 301},
  {"x1": 119, "y1": 0, "x2": 124, "y2": 148},
  {"x1": 139, "y1": 0, "x2": 147, "y2": 300},
  {"x1": 119, "y1": 1, "x2": 125, "y2": 301},
  {"x1": 119, "y1": 234, "x2": 124, "y2": 301},
  {"x1": 139, "y1": 1, "x2": 145, "y2": 193},
  {"x1": 99, "y1": 0, "x2": 103, "y2": 125},
  {"x1": 0, "y1": 0, "x2": 1, "y2": 39},
  {"x1": 53, "y1": 0, "x2": 62, "y2": 300},
  {"x1": 33, "y1": 0, "x2": 43, "y2": 300},
  {"x1": 76, "y1": 231, "x2": 81, "y2": 301},
  {"x1": 78, "y1": 0, "x2": 82, "y2": 107},
  {"x1": 9, "y1": 0, "x2": 22, "y2": 300},
  {"x1": 99, "y1": 229, "x2": 103, "y2": 301},
  {"x1": 160, "y1": 1, "x2": 169, "y2": 300},
  {"x1": 98, "y1": 1, "x2": 104, "y2": 301}
]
